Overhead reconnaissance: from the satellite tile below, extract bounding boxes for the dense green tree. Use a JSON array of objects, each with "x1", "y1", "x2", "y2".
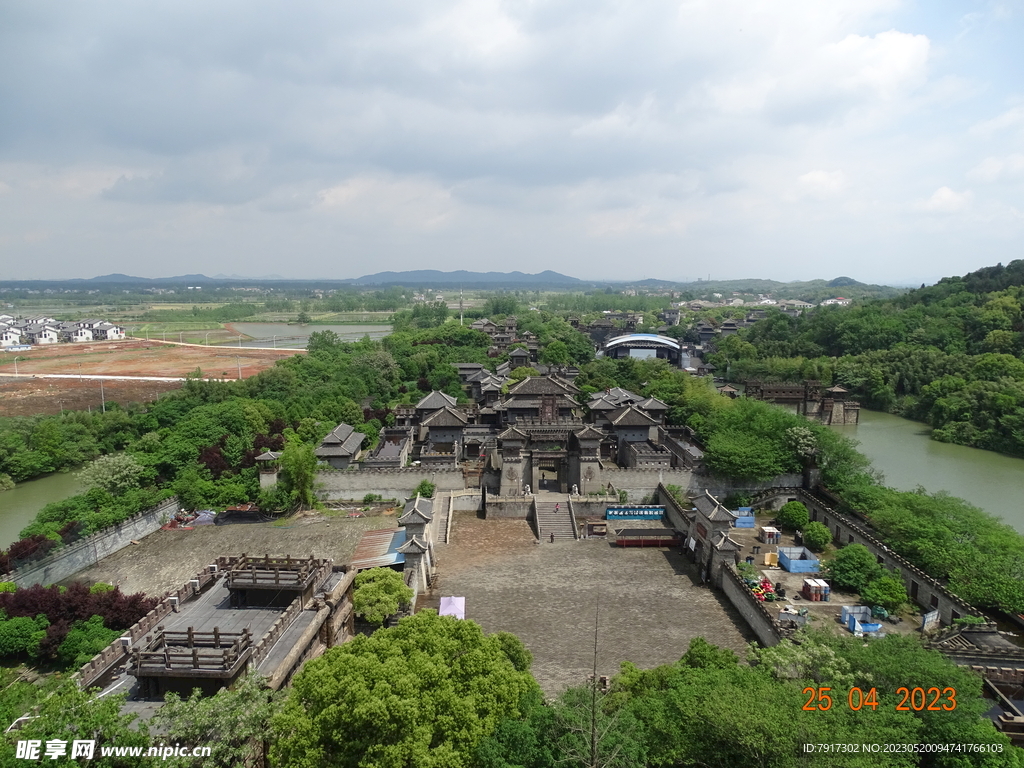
[
  {"x1": 56, "y1": 615, "x2": 119, "y2": 667},
  {"x1": 270, "y1": 612, "x2": 540, "y2": 768},
  {"x1": 861, "y1": 574, "x2": 908, "y2": 613},
  {"x1": 1, "y1": 682, "x2": 152, "y2": 768},
  {"x1": 278, "y1": 435, "x2": 318, "y2": 510},
  {"x1": 801, "y1": 521, "x2": 832, "y2": 552},
  {"x1": 153, "y1": 671, "x2": 283, "y2": 768},
  {"x1": 77, "y1": 454, "x2": 147, "y2": 496},
  {"x1": 0, "y1": 613, "x2": 48, "y2": 658},
  {"x1": 414, "y1": 479, "x2": 436, "y2": 498},
  {"x1": 825, "y1": 543, "x2": 882, "y2": 592},
  {"x1": 776, "y1": 501, "x2": 809, "y2": 531},
  {"x1": 352, "y1": 568, "x2": 414, "y2": 626}
]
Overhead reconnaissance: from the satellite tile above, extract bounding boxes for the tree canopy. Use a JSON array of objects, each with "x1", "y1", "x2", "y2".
[{"x1": 271, "y1": 611, "x2": 541, "y2": 768}]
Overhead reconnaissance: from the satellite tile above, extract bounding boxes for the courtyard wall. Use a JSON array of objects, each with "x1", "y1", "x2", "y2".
[
  {"x1": 316, "y1": 468, "x2": 464, "y2": 501},
  {"x1": 3, "y1": 496, "x2": 180, "y2": 588}
]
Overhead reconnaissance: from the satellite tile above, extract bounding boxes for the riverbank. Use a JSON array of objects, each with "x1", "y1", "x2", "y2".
[{"x1": 834, "y1": 409, "x2": 1024, "y2": 533}]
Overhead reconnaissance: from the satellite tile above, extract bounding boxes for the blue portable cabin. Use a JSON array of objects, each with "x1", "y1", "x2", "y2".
[{"x1": 734, "y1": 507, "x2": 755, "y2": 528}]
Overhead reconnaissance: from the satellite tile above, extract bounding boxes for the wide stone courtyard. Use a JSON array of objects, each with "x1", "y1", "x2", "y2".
[{"x1": 419, "y1": 512, "x2": 757, "y2": 695}]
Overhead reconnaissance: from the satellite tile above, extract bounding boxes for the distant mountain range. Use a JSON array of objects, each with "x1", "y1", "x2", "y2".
[
  {"x1": 350, "y1": 270, "x2": 582, "y2": 286},
  {"x1": 0, "y1": 271, "x2": 902, "y2": 300},
  {"x1": 13, "y1": 269, "x2": 582, "y2": 286}
]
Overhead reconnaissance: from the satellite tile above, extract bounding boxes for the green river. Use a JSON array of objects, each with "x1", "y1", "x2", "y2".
[
  {"x1": 833, "y1": 410, "x2": 1024, "y2": 533},
  {"x1": 0, "y1": 472, "x2": 83, "y2": 550}
]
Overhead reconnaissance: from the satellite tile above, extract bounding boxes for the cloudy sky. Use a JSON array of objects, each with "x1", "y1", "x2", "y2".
[{"x1": 2, "y1": 1, "x2": 1022, "y2": 284}]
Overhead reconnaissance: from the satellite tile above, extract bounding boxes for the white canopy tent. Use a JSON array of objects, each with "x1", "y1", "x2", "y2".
[{"x1": 439, "y1": 596, "x2": 466, "y2": 620}]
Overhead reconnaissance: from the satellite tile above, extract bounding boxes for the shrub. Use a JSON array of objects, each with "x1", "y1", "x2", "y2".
[
  {"x1": 414, "y1": 480, "x2": 436, "y2": 499},
  {"x1": 0, "y1": 583, "x2": 16, "y2": 594},
  {"x1": 362, "y1": 493, "x2": 383, "y2": 504},
  {"x1": 57, "y1": 615, "x2": 119, "y2": 667},
  {"x1": 777, "y1": 501, "x2": 809, "y2": 531},
  {"x1": 861, "y1": 574, "x2": 908, "y2": 613},
  {"x1": 802, "y1": 521, "x2": 832, "y2": 552},
  {"x1": 0, "y1": 474, "x2": 14, "y2": 492},
  {"x1": 0, "y1": 613, "x2": 49, "y2": 658},
  {"x1": 825, "y1": 544, "x2": 881, "y2": 592}
]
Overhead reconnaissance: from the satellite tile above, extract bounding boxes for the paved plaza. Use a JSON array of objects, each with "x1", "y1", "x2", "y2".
[{"x1": 420, "y1": 513, "x2": 757, "y2": 695}]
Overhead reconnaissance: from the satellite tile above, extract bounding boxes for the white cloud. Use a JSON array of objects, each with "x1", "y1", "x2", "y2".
[
  {"x1": 970, "y1": 105, "x2": 1024, "y2": 138},
  {"x1": 798, "y1": 170, "x2": 848, "y2": 198},
  {"x1": 917, "y1": 186, "x2": 973, "y2": 213},
  {"x1": 317, "y1": 175, "x2": 456, "y2": 230},
  {"x1": 0, "y1": 1, "x2": 1022, "y2": 282},
  {"x1": 967, "y1": 154, "x2": 1024, "y2": 183}
]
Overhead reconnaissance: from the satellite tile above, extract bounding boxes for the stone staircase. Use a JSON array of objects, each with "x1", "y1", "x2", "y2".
[{"x1": 534, "y1": 495, "x2": 576, "y2": 542}]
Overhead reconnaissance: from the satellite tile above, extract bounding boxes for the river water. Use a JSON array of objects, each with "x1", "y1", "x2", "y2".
[
  {"x1": 219, "y1": 322, "x2": 392, "y2": 349},
  {"x1": 834, "y1": 410, "x2": 1024, "y2": 533},
  {"x1": 0, "y1": 472, "x2": 83, "y2": 549}
]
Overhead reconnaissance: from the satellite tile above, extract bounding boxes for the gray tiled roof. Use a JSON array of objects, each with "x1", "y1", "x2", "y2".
[{"x1": 415, "y1": 391, "x2": 458, "y2": 411}]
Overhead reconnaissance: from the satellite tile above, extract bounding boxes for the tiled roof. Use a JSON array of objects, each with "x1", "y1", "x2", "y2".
[
  {"x1": 421, "y1": 406, "x2": 469, "y2": 428},
  {"x1": 399, "y1": 496, "x2": 434, "y2": 524},
  {"x1": 609, "y1": 406, "x2": 658, "y2": 427},
  {"x1": 415, "y1": 391, "x2": 458, "y2": 410}
]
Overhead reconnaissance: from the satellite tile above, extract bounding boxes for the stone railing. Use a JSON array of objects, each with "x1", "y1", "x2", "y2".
[
  {"x1": 250, "y1": 597, "x2": 305, "y2": 668},
  {"x1": 77, "y1": 560, "x2": 223, "y2": 689}
]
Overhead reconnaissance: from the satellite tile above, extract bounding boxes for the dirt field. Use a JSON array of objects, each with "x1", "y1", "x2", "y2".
[
  {"x1": 67, "y1": 509, "x2": 399, "y2": 597},
  {"x1": 0, "y1": 340, "x2": 302, "y2": 416},
  {"x1": 0, "y1": 339, "x2": 299, "y2": 378},
  {"x1": 0, "y1": 377, "x2": 183, "y2": 417}
]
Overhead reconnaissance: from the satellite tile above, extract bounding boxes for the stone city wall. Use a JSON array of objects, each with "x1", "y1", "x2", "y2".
[
  {"x1": 483, "y1": 490, "x2": 533, "y2": 519},
  {"x1": 719, "y1": 565, "x2": 787, "y2": 647},
  {"x1": 3, "y1": 496, "x2": 180, "y2": 588},
  {"x1": 316, "y1": 468, "x2": 465, "y2": 501},
  {"x1": 604, "y1": 469, "x2": 805, "y2": 501},
  {"x1": 448, "y1": 490, "x2": 484, "y2": 512}
]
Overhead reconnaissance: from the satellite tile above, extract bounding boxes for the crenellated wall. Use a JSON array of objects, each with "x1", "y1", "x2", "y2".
[
  {"x1": 719, "y1": 565, "x2": 791, "y2": 647},
  {"x1": 2, "y1": 496, "x2": 179, "y2": 588}
]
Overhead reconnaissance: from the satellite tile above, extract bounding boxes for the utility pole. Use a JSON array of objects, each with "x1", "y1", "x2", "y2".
[
  {"x1": 591, "y1": 603, "x2": 599, "y2": 768},
  {"x1": 236, "y1": 356, "x2": 242, "y2": 380},
  {"x1": 460, "y1": 287, "x2": 464, "y2": 326},
  {"x1": 100, "y1": 380, "x2": 105, "y2": 413}
]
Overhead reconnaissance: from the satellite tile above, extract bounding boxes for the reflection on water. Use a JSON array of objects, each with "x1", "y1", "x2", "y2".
[
  {"x1": 834, "y1": 410, "x2": 1024, "y2": 532},
  {"x1": 0, "y1": 472, "x2": 83, "y2": 549}
]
